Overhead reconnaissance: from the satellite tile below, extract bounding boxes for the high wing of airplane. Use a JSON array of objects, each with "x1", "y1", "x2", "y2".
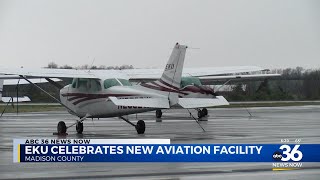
[
  {"x1": 0, "y1": 65, "x2": 269, "y2": 80},
  {"x1": 0, "y1": 43, "x2": 279, "y2": 135}
]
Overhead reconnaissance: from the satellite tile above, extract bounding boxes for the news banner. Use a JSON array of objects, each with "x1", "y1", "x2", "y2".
[{"x1": 13, "y1": 138, "x2": 320, "y2": 170}]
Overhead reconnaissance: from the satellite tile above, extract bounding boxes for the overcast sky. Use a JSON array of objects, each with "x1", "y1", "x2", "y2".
[{"x1": 0, "y1": 0, "x2": 319, "y2": 69}]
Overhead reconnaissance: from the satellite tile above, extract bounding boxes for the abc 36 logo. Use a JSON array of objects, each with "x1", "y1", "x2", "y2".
[{"x1": 273, "y1": 145, "x2": 303, "y2": 161}]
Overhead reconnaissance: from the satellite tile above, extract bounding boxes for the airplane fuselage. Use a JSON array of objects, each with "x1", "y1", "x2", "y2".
[
  {"x1": 59, "y1": 78, "x2": 216, "y2": 118},
  {"x1": 60, "y1": 83, "x2": 164, "y2": 118}
]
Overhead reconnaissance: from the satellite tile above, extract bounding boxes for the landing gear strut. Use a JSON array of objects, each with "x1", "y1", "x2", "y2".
[
  {"x1": 156, "y1": 110, "x2": 162, "y2": 118},
  {"x1": 120, "y1": 116, "x2": 146, "y2": 134}
]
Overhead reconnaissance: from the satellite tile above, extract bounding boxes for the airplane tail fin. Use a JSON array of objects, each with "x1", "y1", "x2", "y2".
[
  {"x1": 142, "y1": 43, "x2": 187, "y2": 106},
  {"x1": 160, "y1": 43, "x2": 187, "y2": 90}
]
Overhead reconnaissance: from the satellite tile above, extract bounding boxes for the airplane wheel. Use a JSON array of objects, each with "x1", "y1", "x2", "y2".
[
  {"x1": 156, "y1": 110, "x2": 162, "y2": 118},
  {"x1": 135, "y1": 120, "x2": 145, "y2": 134},
  {"x1": 202, "y1": 108, "x2": 208, "y2": 116},
  {"x1": 198, "y1": 110, "x2": 204, "y2": 118},
  {"x1": 76, "y1": 122, "x2": 83, "y2": 134},
  {"x1": 57, "y1": 121, "x2": 67, "y2": 134}
]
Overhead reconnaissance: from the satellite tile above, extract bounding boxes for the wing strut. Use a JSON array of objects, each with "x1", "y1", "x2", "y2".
[
  {"x1": 19, "y1": 75, "x2": 78, "y2": 116},
  {"x1": 215, "y1": 79, "x2": 232, "y2": 92},
  {"x1": 45, "y1": 78, "x2": 63, "y2": 89},
  {"x1": 16, "y1": 78, "x2": 20, "y2": 115}
]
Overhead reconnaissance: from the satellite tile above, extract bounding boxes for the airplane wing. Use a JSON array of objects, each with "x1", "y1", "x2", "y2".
[
  {"x1": 0, "y1": 67, "x2": 126, "y2": 79},
  {"x1": 0, "y1": 66, "x2": 266, "y2": 80},
  {"x1": 199, "y1": 73, "x2": 281, "y2": 85},
  {"x1": 108, "y1": 97, "x2": 169, "y2": 108},
  {"x1": 178, "y1": 96, "x2": 229, "y2": 108},
  {"x1": 124, "y1": 66, "x2": 267, "y2": 81}
]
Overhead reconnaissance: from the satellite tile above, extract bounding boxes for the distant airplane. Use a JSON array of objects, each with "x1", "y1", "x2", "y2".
[
  {"x1": 0, "y1": 43, "x2": 279, "y2": 134},
  {"x1": 0, "y1": 77, "x2": 61, "y2": 102},
  {"x1": 143, "y1": 73, "x2": 280, "y2": 119}
]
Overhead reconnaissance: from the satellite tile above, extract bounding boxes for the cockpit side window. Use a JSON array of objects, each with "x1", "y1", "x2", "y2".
[
  {"x1": 78, "y1": 78, "x2": 88, "y2": 91},
  {"x1": 118, "y1": 79, "x2": 132, "y2": 86},
  {"x1": 181, "y1": 77, "x2": 202, "y2": 88},
  {"x1": 89, "y1": 79, "x2": 102, "y2": 91},
  {"x1": 104, "y1": 78, "x2": 121, "y2": 89},
  {"x1": 71, "y1": 78, "x2": 102, "y2": 92}
]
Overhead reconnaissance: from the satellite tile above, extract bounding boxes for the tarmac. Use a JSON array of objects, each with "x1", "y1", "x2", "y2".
[{"x1": 0, "y1": 106, "x2": 320, "y2": 179}]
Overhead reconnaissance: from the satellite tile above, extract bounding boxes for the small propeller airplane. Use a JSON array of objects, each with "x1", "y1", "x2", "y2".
[{"x1": 0, "y1": 43, "x2": 280, "y2": 134}]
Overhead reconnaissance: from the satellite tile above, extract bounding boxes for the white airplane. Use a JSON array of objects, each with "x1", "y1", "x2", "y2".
[{"x1": 0, "y1": 43, "x2": 279, "y2": 135}]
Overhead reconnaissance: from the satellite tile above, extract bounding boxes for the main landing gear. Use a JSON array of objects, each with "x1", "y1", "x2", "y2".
[
  {"x1": 57, "y1": 121, "x2": 67, "y2": 134},
  {"x1": 120, "y1": 116, "x2": 145, "y2": 134},
  {"x1": 55, "y1": 116, "x2": 145, "y2": 135},
  {"x1": 56, "y1": 121, "x2": 83, "y2": 135},
  {"x1": 76, "y1": 122, "x2": 84, "y2": 134},
  {"x1": 156, "y1": 110, "x2": 162, "y2": 118},
  {"x1": 197, "y1": 108, "x2": 208, "y2": 118},
  {"x1": 55, "y1": 115, "x2": 87, "y2": 135},
  {"x1": 156, "y1": 108, "x2": 208, "y2": 119}
]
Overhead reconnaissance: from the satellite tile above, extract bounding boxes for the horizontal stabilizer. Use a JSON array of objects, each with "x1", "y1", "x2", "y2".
[
  {"x1": 108, "y1": 97, "x2": 169, "y2": 108},
  {"x1": 178, "y1": 96, "x2": 229, "y2": 108},
  {"x1": 3, "y1": 78, "x2": 61, "y2": 85}
]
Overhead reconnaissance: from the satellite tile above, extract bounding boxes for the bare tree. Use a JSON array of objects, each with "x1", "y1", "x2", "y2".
[{"x1": 47, "y1": 62, "x2": 58, "y2": 69}]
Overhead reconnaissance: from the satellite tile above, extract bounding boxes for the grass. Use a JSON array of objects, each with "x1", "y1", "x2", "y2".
[
  {"x1": 1, "y1": 101, "x2": 320, "y2": 113},
  {"x1": 217, "y1": 101, "x2": 320, "y2": 108},
  {"x1": 0, "y1": 105, "x2": 64, "y2": 113}
]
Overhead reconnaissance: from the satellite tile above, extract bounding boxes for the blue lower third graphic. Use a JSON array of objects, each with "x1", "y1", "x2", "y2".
[{"x1": 14, "y1": 144, "x2": 320, "y2": 163}]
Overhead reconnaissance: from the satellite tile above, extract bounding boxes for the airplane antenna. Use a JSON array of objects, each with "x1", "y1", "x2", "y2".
[
  {"x1": 16, "y1": 78, "x2": 20, "y2": 115},
  {"x1": 187, "y1": 47, "x2": 200, "y2": 49},
  {"x1": 169, "y1": 47, "x2": 200, "y2": 50},
  {"x1": 88, "y1": 57, "x2": 96, "y2": 73}
]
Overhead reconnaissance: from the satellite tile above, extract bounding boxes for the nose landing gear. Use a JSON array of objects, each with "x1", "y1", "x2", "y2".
[
  {"x1": 135, "y1": 120, "x2": 146, "y2": 134},
  {"x1": 120, "y1": 116, "x2": 146, "y2": 134}
]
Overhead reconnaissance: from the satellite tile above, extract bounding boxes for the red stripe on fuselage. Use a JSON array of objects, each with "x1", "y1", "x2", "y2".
[
  {"x1": 61, "y1": 93, "x2": 136, "y2": 105},
  {"x1": 159, "y1": 79, "x2": 180, "y2": 90},
  {"x1": 141, "y1": 83, "x2": 188, "y2": 95}
]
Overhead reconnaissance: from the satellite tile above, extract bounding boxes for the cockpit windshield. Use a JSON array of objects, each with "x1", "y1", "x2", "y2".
[
  {"x1": 104, "y1": 79, "x2": 121, "y2": 89},
  {"x1": 181, "y1": 77, "x2": 202, "y2": 88},
  {"x1": 118, "y1": 79, "x2": 132, "y2": 86}
]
